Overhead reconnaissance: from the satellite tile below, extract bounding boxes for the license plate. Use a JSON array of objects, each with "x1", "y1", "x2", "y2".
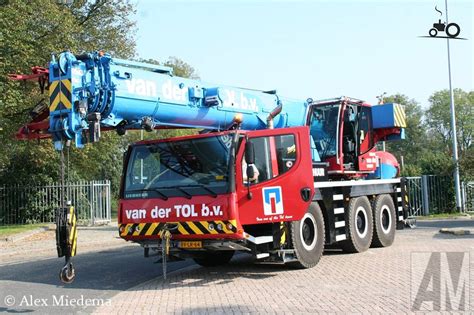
[{"x1": 179, "y1": 241, "x2": 202, "y2": 249}]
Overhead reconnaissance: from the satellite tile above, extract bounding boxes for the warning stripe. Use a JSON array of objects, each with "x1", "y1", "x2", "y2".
[
  {"x1": 49, "y1": 78, "x2": 72, "y2": 112},
  {"x1": 119, "y1": 220, "x2": 238, "y2": 237},
  {"x1": 279, "y1": 221, "x2": 286, "y2": 245},
  {"x1": 192, "y1": 221, "x2": 210, "y2": 234},
  {"x1": 393, "y1": 104, "x2": 406, "y2": 128},
  {"x1": 68, "y1": 206, "x2": 77, "y2": 257},
  {"x1": 200, "y1": 221, "x2": 219, "y2": 235}
]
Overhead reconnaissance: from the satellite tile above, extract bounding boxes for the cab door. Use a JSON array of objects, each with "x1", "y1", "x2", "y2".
[{"x1": 236, "y1": 126, "x2": 314, "y2": 225}]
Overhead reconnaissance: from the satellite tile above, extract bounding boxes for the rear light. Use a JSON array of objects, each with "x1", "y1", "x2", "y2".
[
  {"x1": 227, "y1": 223, "x2": 234, "y2": 231},
  {"x1": 119, "y1": 226, "x2": 124, "y2": 233},
  {"x1": 216, "y1": 223, "x2": 223, "y2": 231},
  {"x1": 208, "y1": 223, "x2": 215, "y2": 231}
]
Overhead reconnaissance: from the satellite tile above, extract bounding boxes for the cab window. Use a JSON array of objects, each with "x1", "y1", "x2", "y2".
[{"x1": 242, "y1": 134, "x2": 296, "y2": 184}]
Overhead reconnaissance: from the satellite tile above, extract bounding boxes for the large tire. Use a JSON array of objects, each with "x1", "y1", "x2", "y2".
[
  {"x1": 193, "y1": 250, "x2": 234, "y2": 267},
  {"x1": 289, "y1": 203, "x2": 325, "y2": 268},
  {"x1": 340, "y1": 197, "x2": 373, "y2": 253},
  {"x1": 371, "y1": 194, "x2": 396, "y2": 248}
]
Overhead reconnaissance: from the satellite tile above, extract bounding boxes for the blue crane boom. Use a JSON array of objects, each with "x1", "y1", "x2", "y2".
[{"x1": 49, "y1": 51, "x2": 308, "y2": 150}]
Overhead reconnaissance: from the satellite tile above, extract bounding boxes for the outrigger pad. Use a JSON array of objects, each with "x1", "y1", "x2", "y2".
[{"x1": 56, "y1": 206, "x2": 77, "y2": 258}]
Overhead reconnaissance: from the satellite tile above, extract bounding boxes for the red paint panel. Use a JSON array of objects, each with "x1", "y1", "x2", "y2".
[
  {"x1": 358, "y1": 148, "x2": 378, "y2": 171},
  {"x1": 119, "y1": 194, "x2": 232, "y2": 224},
  {"x1": 236, "y1": 126, "x2": 314, "y2": 225}
]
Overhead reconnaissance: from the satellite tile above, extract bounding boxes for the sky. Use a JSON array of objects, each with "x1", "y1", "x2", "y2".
[{"x1": 134, "y1": 0, "x2": 473, "y2": 108}]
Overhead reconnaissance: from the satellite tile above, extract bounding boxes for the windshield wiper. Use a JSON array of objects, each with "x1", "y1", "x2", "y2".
[
  {"x1": 175, "y1": 187, "x2": 192, "y2": 199},
  {"x1": 181, "y1": 184, "x2": 218, "y2": 198},
  {"x1": 127, "y1": 188, "x2": 169, "y2": 201}
]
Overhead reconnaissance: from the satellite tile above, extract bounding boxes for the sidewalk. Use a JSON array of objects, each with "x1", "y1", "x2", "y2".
[
  {"x1": 0, "y1": 225, "x2": 125, "y2": 265},
  {"x1": 94, "y1": 221, "x2": 474, "y2": 314}
]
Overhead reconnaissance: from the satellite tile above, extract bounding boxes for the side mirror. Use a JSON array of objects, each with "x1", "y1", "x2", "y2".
[
  {"x1": 246, "y1": 165, "x2": 255, "y2": 180},
  {"x1": 245, "y1": 141, "x2": 255, "y2": 165}
]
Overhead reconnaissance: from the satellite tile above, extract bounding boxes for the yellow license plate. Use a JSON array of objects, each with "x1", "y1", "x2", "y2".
[{"x1": 179, "y1": 241, "x2": 202, "y2": 249}]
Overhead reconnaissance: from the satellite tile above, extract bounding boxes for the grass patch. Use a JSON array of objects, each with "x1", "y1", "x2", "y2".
[{"x1": 0, "y1": 223, "x2": 49, "y2": 237}]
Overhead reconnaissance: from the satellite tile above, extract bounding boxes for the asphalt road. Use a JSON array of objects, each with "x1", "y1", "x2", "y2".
[{"x1": 0, "y1": 244, "x2": 193, "y2": 314}]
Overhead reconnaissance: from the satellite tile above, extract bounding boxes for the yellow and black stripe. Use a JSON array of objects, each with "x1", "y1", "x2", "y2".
[
  {"x1": 393, "y1": 104, "x2": 406, "y2": 128},
  {"x1": 49, "y1": 79, "x2": 72, "y2": 112},
  {"x1": 119, "y1": 220, "x2": 238, "y2": 237},
  {"x1": 279, "y1": 222, "x2": 287, "y2": 246},
  {"x1": 68, "y1": 206, "x2": 77, "y2": 257}
]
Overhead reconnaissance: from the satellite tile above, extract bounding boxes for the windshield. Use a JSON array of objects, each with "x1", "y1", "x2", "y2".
[
  {"x1": 124, "y1": 134, "x2": 234, "y2": 199},
  {"x1": 309, "y1": 104, "x2": 340, "y2": 160}
]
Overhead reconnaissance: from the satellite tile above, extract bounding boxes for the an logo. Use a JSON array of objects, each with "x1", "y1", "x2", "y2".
[
  {"x1": 411, "y1": 251, "x2": 470, "y2": 311},
  {"x1": 262, "y1": 186, "x2": 284, "y2": 216},
  {"x1": 420, "y1": 5, "x2": 466, "y2": 40}
]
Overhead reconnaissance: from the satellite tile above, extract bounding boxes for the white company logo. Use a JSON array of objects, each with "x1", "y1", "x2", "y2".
[{"x1": 124, "y1": 78, "x2": 258, "y2": 111}]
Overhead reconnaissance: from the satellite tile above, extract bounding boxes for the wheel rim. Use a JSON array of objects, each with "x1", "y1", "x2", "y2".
[
  {"x1": 300, "y1": 213, "x2": 317, "y2": 251},
  {"x1": 355, "y1": 206, "x2": 368, "y2": 238},
  {"x1": 380, "y1": 205, "x2": 392, "y2": 234}
]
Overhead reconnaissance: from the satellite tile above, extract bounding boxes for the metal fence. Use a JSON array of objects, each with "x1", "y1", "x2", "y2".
[
  {"x1": 0, "y1": 180, "x2": 111, "y2": 226},
  {"x1": 405, "y1": 175, "x2": 455, "y2": 216},
  {"x1": 462, "y1": 181, "x2": 474, "y2": 212}
]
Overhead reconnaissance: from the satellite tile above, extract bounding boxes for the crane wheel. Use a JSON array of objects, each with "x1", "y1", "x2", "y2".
[
  {"x1": 371, "y1": 194, "x2": 396, "y2": 248},
  {"x1": 59, "y1": 263, "x2": 76, "y2": 284},
  {"x1": 193, "y1": 250, "x2": 234, "y2": 267},
  {"x1": 340, "y1": 197, "x2": 373, "y2": 253},
  {"x1": 288, "y1": 202, "x2": 325, "y2": 269}
]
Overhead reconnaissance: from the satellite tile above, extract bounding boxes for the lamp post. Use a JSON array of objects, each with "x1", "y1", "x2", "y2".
[{"x1": 445, "y1": 0, "x2": 462, "y2": 212}]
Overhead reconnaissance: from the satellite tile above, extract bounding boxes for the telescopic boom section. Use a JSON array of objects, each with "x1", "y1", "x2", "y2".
[{"x1": 43, "y1": 51, "x2": 307, "y2": 150}]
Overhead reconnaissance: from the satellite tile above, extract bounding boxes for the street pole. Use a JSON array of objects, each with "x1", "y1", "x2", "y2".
[{"x1": 445, "y1": 0, "x2": 462, "y2": 212}]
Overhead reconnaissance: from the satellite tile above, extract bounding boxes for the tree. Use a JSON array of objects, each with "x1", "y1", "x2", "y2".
[
  {"x1": 425, "y1": 89, "x2": 473, "y2": 179},
  {"x1": 137, "y1": 57, "x2": 200, "y2": 79},
  {"x1": 426, "y1": 89, "x2": 473, "y2": 154},
  {"x1": 164, "y1": 57, "x2": 199, "y2": 79},
  {"x1": 0, "y1": 0, "x2": 136, "y2": 186},
  {"x1": 382, "y1": 94, "x2": 427, "y2": 176},
  {"x1": 459, "y1": 148, "x2": 474, "y2": 180}
]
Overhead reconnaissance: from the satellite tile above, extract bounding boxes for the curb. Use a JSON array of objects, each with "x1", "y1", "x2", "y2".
[
  {"x1": 1, "y1": 225, "x2": 53, "y2": 243},
  {"x1": 417, "y1": 214, "x2": 472, "y2": 221},
  {"x1": 439, "y1": 228, "x2": 472, "y2": 236}
]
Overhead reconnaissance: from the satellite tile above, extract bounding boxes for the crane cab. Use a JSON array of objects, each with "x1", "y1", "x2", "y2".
[{"x1": 307, "y1": 98, "x2": 404, "y2": 179}]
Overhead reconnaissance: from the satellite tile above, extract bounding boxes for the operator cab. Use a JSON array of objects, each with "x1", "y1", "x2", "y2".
[{"x1": 307, "y1": 98, "x2": 374, "y2": 176}]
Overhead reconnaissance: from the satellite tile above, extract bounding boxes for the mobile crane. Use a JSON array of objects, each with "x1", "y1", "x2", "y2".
[{"x1": 12, "y1": 51, "x2": 407, "y2": 280}]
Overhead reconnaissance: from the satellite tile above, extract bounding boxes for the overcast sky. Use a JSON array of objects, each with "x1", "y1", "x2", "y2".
[{"x1": 134, "y1": 0, "x2": 473, "y2": 107}]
